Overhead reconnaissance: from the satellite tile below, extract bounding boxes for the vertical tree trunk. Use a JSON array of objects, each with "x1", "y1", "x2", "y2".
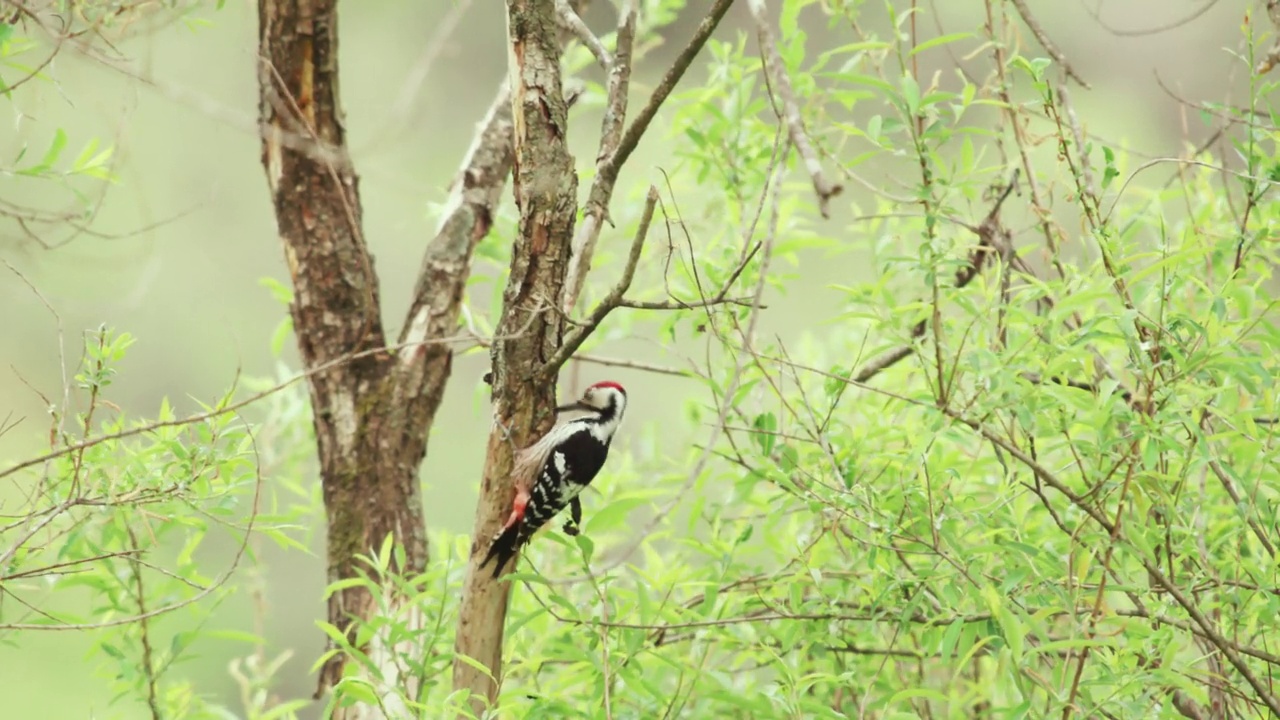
[
  {"x1": 257, "y1": 1, "x2": 432, "y2": 714},
  {"x1": 451, "y1": 0, "x2": 579, "y2": 715}
]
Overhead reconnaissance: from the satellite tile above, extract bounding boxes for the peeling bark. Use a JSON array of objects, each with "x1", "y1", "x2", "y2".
[{"x1": 451, "y1": 0, "x2": 579, "y2": 714}]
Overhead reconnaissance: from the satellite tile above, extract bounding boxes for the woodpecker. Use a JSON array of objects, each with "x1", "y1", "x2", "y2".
[{"x1": 479, "y1": 381, "x2": 628, "y2": 577}]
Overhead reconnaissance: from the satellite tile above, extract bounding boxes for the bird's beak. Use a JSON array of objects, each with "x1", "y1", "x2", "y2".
[{"x1": 555, "y1": 401, "x2": 591, "y2": 414}]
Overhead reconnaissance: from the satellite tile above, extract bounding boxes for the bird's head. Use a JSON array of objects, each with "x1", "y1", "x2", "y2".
[{"x1": 557, "y1": 381, "x2": 627, "y2": 419}]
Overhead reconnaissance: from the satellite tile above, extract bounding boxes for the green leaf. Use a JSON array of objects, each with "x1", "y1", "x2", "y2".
[
  {"x1": 574, "y1": 533, "x2": 595, "y2": 565},
  {"x1": 258, "y1": 700, "x2": 312, "y2": 720},
  {"x1": 584, "y1": 496, "x2": 651, "y2": 534},
  {"x1": 40, "y1": 128, "x2": 67, "y2": 170},
  {"x1": 453, "y1": 652, "x2": 496, "y2": 681},
  {"x1": 776, "y1": 443, "x2": 799, "y2": 472},
  {"x1": 259, "y1": 276, "x2": 295, "y2": 305},
  {"x1": 900, "y1": 74, "x2": 921, "y2": 116},
  {"x1": 333, "y1": 677, "x2": 380, "y2": 707},
  {"x1": 938, "y1": 618, "x2": 965, "y2": 662},
  {"x1": 909, "y1": 32, "x2": 972, "y2": 57},
  {"x1": 752, "y1": 412, "x2": 777, "y2": 455},
  {"x1": 324, "y1": 577, "x2": 374, "y2": 599},
  {"x1": 315, "y1": 621, "x2": 352, "y2": 648},
  {"x1": 1101, "y1": 145, "x2": 1120, "y2": 189},
  {"x1": 376, "y1": 533, "x2": 395, "y2": 572}
]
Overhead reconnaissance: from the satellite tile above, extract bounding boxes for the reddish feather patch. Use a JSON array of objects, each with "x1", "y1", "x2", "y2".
[{"x1": 589, "y1": 380, "x2": 626, "y2": 394}]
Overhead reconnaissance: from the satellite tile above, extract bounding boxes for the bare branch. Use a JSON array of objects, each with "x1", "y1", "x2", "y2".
[
  {"x1": 380, "y1": 0, "x2": 475, "y2": 137},
  {"x1": 607, "y1": 0, "x2": 735, "y2": 180},
  {"x1": 562, "y1": 0, "x2": 736, "y2": 315},
  {"x1": 617, "y1": 295, "x2": 760, "y2": 310},
  {"x1": 1008, "y1": 0, "x2": 1090, "y2": 88},
  {"x1": 545, "y1": 186, "x2": 658, "y2": 374},
  {"x1": 391, "y1": 0, "x2": 593, "y2": 432},
  {"x1": 556, "y1": 0, "x2": 610, "y2": 69},
  {"x1": 572, "y1": 353, "x2": 691, "y2": 377},
  {"x1": 1084, "y1": 0, "x2": 1222, "y2": 38},
  {"x1": 748, "y1": 0, "x2": 843, "y2": 218},
  {"x1": 563, "y1": 0, "x2": 638, "y2": 312},
  {"x1": 390, "y1": 86, "x2": 515, "y2": 438}
]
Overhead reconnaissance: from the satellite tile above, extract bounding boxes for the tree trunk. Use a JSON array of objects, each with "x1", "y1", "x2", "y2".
[
  {"x1": 451, "y1": 0, "x2": 580, "y2": 715},
  {"x1": 257, "y1": 1, "x2": 477, "y2": 714}
]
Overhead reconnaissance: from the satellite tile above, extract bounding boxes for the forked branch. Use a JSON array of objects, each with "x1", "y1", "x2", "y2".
[
  {"x1": 544, "y1": 187, "x2": 763, "y2": 376},
  {"x1": 563, "y1": 0, "x2": 736, "y2": 312}
]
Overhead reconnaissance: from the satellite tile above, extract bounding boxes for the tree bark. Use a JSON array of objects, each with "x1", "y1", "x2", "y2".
[
  {"x1": 257, "y1": 0, "x2": 429, "y2": 703},
  {"x1": 451, "y1": 0, "x2": 579, "y2": 715},
  {"x1": 257, "y1": 1, "x2": 517, "y2": 714}
]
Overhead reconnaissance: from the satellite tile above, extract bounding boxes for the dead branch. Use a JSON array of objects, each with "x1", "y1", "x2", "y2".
[{"x1": 748, "y1": 0, "x2": 843, "y2": 218}]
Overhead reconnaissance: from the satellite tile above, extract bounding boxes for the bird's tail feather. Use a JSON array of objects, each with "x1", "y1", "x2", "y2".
[{"x1": 479, "y1": 525, "x2": 522, "y2": 578}]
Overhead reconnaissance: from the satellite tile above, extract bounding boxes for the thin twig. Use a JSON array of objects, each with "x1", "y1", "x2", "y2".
[
  {"x1": 544, "y1": 186, "x2": 660, "y2": 375},
  {"x1": 851, "y1": 170, "x2": 1019, "y2": 385},
  {"x1": 573, "y1": 354, "x2": 691, "y2": 377},
  {"x1": 604, "y1": 0, "x2": 736, "y2": 183},
  {"x1": 125, "y1": 525, "x2": 162, "y2": 720},
  {"x1": 747, "y1": 0, "x2": 842, "y2": 217},
  {"x1": 376, "y1": 0, "x2": 475, "y2": 143},
  {"x1": 1084, "y1": 0, "x2": 1222, "y2": 38},
  {"x1": 0, "y1": 331, "x2": 509, "y2": 483},
  {"x1": 1008, "y1": 0, "x2": 1089, "y2": 87},
  {"x1": 591, "y1": 132, "x2": 789, "y2": 573},
  {"x1": 0, "y1": 423, "x2": 265, "y2": 632}
]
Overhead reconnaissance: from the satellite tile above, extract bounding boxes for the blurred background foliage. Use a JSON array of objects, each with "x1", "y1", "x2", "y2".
[{"x1": 0, "y1": 0, "x2": 1273, "y2": 718}]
